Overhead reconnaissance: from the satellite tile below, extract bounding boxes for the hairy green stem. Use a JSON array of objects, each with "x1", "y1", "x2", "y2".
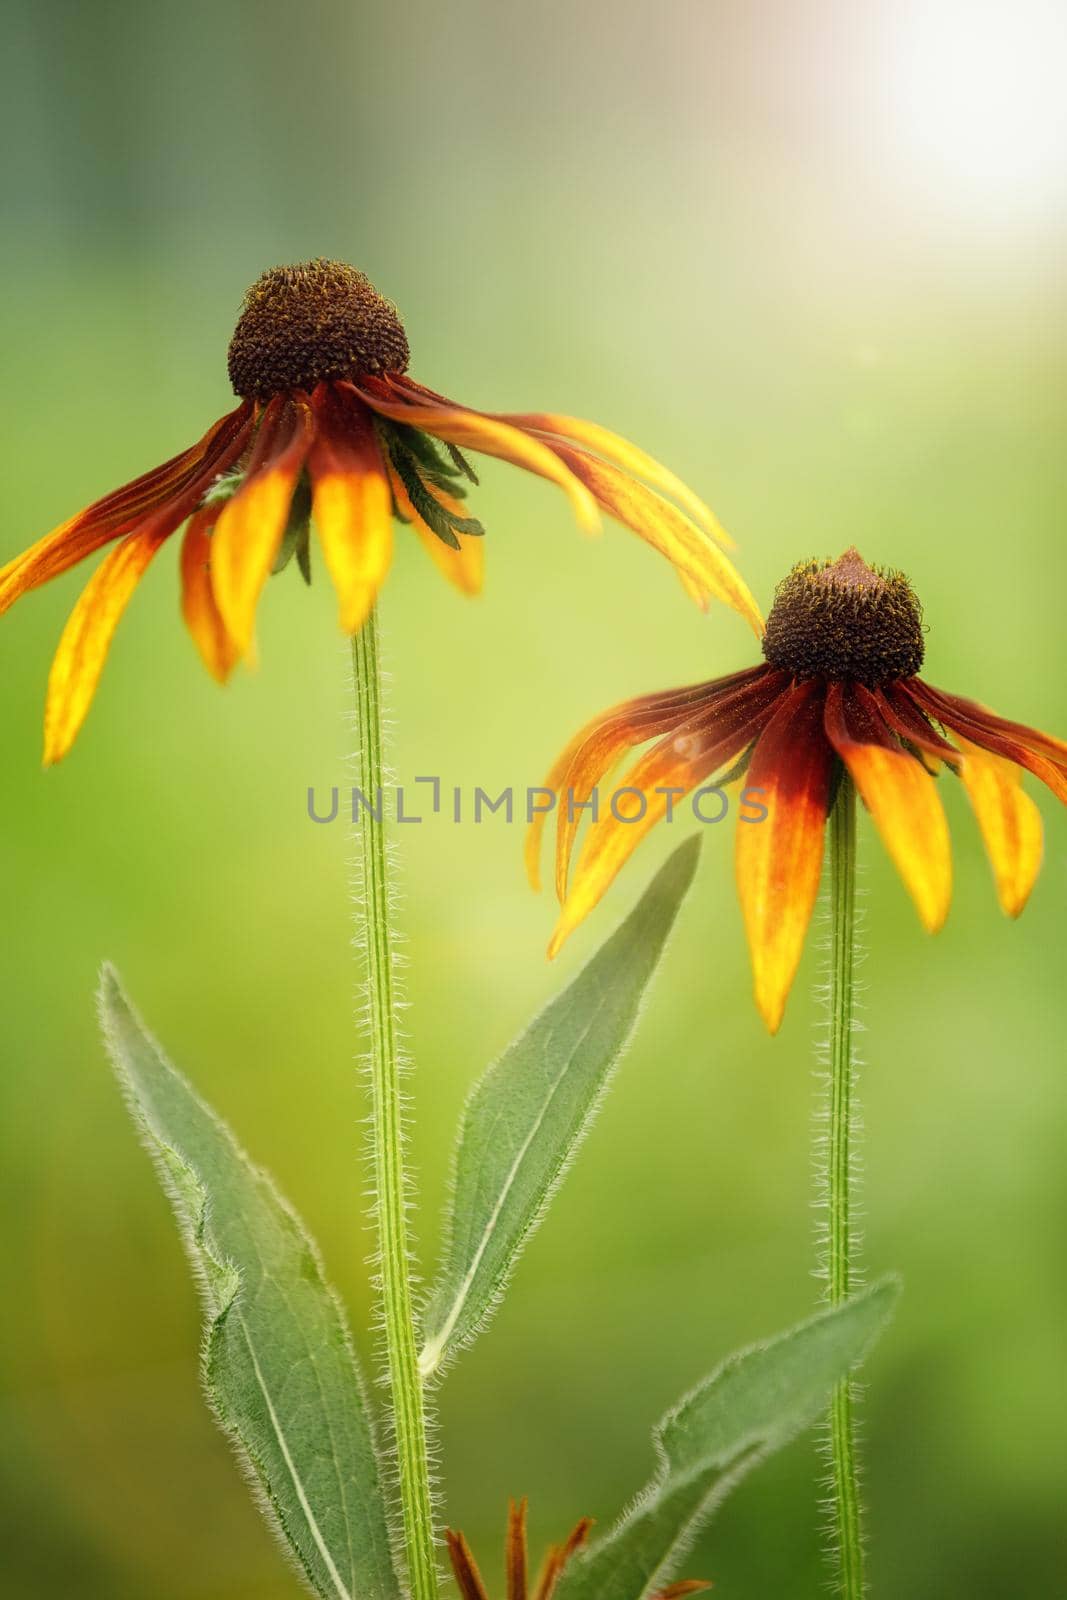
[
  {"x1": 826, "y1": 770, "x2": 864, "y2": 1597},
  {"x1": 351, "y1": 611, "x2": 439, "y2": 1600}
]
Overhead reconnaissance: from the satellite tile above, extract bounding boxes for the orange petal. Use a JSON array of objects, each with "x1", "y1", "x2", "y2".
[
  {"x1": 527, "y1": 690, "x2": 709, "y2": 898},
  {"x1": 735, "y1": 681, "x2": 833, "y2": 1033},
  {"x1": 180, "y1": 507, "x2": 240, "y2": 683},
  {"x1": 533, "y1": 1519, "x2": 593, "y2": 1600},
  {"x1": 955, "y1": 736, "x2": 1044, "y2": 917},
  {"x1": 550, "y1": 674, "x2": 783, "y2": 958},
  {"x1": 878, "y1": 681, "x2": 961, "y2": 776},
  {"x1": 528, "y1": 711, "x2": 638, "y2": 895},
  {"x1": 914, "y1": 681, "x2": 1067, "y2": 768},
  {"x1": 487, "y1": 410, "x2": 735, "y2": 550},
  {"x1": 548, "y1": 442, "x2": 763, "y2": 634},
  {"x1": 535, "y1": 667, "x2": 782, "y2": 901},
  {"x1": 506, "y1": 1498, "x2": 528, "y2": 1600},
  {"x1": 43, "y1": 525, "x2": 170, "y2": 764},
  {"x1": 351, "y1": 383, "x2": 602, "y2": 535},
  {"x1": 388, "y1": 464, "x2": 484, "y2": 597},
  {"x1": 414, "y1": 518, "x2": 484, "y2": 595},
  {"x1": 308, "y1": 391, "x2": 393, "y2": 633},
  {"x1": 444, "y1": 1530, "x2": 491, "y2": 1600},
  {"x1": 906, "y1": 680, "x2": 1067, "y2": 805},
  {"x1": 0, "y1": 402, "x2": 253, "y2": 617},
  {"x1": 210, "y1": 397, "x2": 314, "y2": 655},
  {"x1": 825, "y1": 681, "x2": 952, "y2": 933},
  {"x1": 651, "y1": 1585, "x2": 714, "y2": 1598}
]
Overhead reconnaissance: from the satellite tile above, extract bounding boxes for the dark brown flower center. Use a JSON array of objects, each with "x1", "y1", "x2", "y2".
[
  {"x1": 227, "y1": 259, "x2": 409, "y2": 399},
  {"x1": 761, "y1": 548, "x2": 924, "y2": 684}
]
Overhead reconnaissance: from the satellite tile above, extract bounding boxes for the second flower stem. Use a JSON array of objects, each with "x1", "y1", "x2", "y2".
[
  {"x1": 826, "y1": 770, "x2": 864, "y2": 1598},
  {"x1": 351, "y1": 611, "x2": 438, "y2": 1600}
]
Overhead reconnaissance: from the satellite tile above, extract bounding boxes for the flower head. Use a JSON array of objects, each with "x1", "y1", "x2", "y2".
[
  {"x1": 445, "y1": 1498, "x2": 709, "y2": 1600},
  {"x1": 2, "y1": 259, "x2": 760, "y2": 764},
  {"x1": 529, "y1": 548, "x2": 1067, "y2": 1032}
]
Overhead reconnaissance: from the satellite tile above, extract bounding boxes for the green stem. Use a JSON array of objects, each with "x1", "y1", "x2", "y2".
[
  {"x1": 826, "y1": 770, "x2": 864, "y2": 1598},
  {"x1": 351, "y1": 610, "x2": 439, "y2": 1600}
]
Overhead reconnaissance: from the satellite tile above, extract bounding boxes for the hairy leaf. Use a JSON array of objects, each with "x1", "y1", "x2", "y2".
[
  {"x1": 419, "y1": 836, "x2": 701, "y2": 1380},
  {"x1": 398, "y1": 424, "x2": 470, "y2": 492},
  {"x1": 556, "y1": 1281, "x2": 899, "y2": 1600},
  {"x1": 99, "y1": 968, "x2": 400, "y2": 1600}
]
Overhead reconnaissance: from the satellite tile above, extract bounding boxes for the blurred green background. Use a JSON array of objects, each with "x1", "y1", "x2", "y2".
[{"x1": 2, "y1": 1, "x2": 1065, "y2": 1595}]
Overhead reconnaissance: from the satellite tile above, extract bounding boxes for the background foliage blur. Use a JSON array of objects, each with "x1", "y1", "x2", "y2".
[{"x1": 2, "y1": 2, "x2": 1065, "y2": 1595}]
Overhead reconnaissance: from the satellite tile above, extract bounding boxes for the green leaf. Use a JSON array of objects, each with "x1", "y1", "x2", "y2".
[
  {"x1": 555, "y1": 1281, "x2": 900, "y2": 1600},
  {"x1": 378, "y1": 421, "x2": 485, "y2": 547},
  {"x1": 398, "y1": 424, "x2": 469, "y2": 490},
  {"x1": 419, "y1": 836, "x2": 702, "y2": 1380},
  {"x1": 99, "y1": 968, "x2": 401, "y2": 1600},
  {"x1": 443, "y1": 440, "x2": 479, "y2": 485},
  {"x1": 272, "y1": 478, "x2": 313, "y2": 583}
]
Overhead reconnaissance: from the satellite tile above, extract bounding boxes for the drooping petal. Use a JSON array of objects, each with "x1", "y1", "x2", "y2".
[
  {"x1": 43, "y1": 524, "x2": 171, "y2": 764},
  {"x1": 547, "y1": 441, "x2": 763, "y2": 634},
  {"x1": 549, "y1": 671, "x2": 785, "y2": 958},
  {"x1": 825, "y1": 680, "x2": 952, "y2": 932},
  {"x1": 351, "y1": 381, "x2": 602, "y2": 534},
  {"x1": 210, "y1": 396, "x2": 314, "y2": 654},
  {"x1": 526, "y1": 688, "x2": 710, "y2": 895},
  {"x1": 905, "y1": 680, "x2": 1067, "y2": 805},
  {"x1": 388, "y1": 463, "x2": 484, "y2": 596},
  {"x1": 444, "y1": 1530, "x2": 491, "y2": 1600},
  {"x1": 955, "y1": 736, "x2": 1044, "y2": 916},
  {"x1": 179, "y1": 507, "x2": 240, "y2": 683},
  {"x1": 307, "y1": 387, "x2": 393, "y2": 633},
  {"x1": 412, "y1": 516, "x2": 484, "y2": 595},
  {"x1": 650, "y1": 1585, "x2": 714, "y2": 1598},
  {"x1": 367, "y1": 377, "x2": 762, "y2": 627},
  {"x1": 532, "y1": 666, "x2": 784, "y2": 900},
  {"x1": 474, "y1": 406, "x2": 735, "y2": 550},
  {"x1": 0, "y1": 402, "x2": 253, "y2": 616},
  {"x1": 735, "y1": 681, "x2": 834, "y2": 1034},
  {"x1": 912, "y1": 681, "x2": 1067, "y2": 768},
  {"x1": 532, "y1": 1518, "x2": 593, "y2": 1600},
  {"x1": 877, "y1": 681, "x2": 961, "y2": 776}
]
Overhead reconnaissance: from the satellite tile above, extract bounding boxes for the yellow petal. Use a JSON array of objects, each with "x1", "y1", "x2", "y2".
[
  {"x1": 906, "y1": 679, "x2": 1067, "y2": 805},
  {"x1": 550, "y1": 442, "x2": 763, "y2": 635},
  {"x1": 735, "y1": 682, "x2": 833, "y2": 1033},
  {"x1": 956, "y1": 736, "x2": 1044, "y2": 916},
  {"x1": 0, "y1": 402, "x2": 253, "y2": 617},
  {"x1": 353, "y1": 386, "x2": 602, "y2": 535},
  {"x1": 413, "y1": 517, "x2": 484, "y2": 596},
  {"x1": 44, "y1": 526, "x2": 167, "y2": 765},
  {"x1": 825, "y1": 681, "x2": 952, "y2": 932},
  {"x1": 550, "y1": 675, "x2": 782, "y2": 957},
  {"x1": 492, "y1": 410, "x2": 736, "y2": 549},
  {"x1": 526, "y1": 694, "x2": 694, "y2": 896},
  {"x1": 390, "y1": 467, "x2": 484, "y2": 596},
  {"x1": 210, "y1": 398, "x2": 313, "y2": 655},
  {"x1": 308, "y1": 399, "x2": 393, "y2": 633},
  {"x1": 180, "y1": 508, "x2": 240, "y2": 683}
]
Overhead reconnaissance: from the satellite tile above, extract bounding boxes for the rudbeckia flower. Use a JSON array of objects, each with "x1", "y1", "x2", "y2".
[
  {"x1": 445, "y1": 1498, "x2": 709, "y2": 1600},
  {"x1": 1, "y1": 258, "x2": 760, "y2": 764},
  {"x1": 529, "y1": 548, "x2": 1067, "y2": 1033}
]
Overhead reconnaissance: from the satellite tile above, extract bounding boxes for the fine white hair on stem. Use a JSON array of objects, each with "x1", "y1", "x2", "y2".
[
  {"x1": 813, "y1": 811, "x2": 870, "y2": 1595},
  {"x1": 810, "y1": 861, "x2": 869, "y2": 1293},
  {"x1": 341, "y1": 623, "x2": 444, "y2": 1590}
]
